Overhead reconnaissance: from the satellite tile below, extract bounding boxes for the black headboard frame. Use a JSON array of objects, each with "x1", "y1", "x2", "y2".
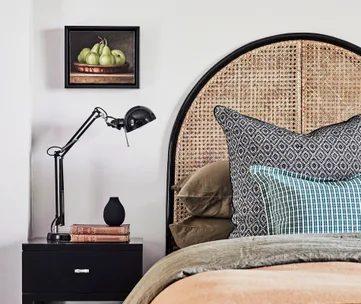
[{"x1": 165, "y1": 32, "x2": 361, "y2": 255}]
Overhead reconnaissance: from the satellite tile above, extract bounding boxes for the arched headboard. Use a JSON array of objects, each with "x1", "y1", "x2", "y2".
[{"x1": 166, "y1": 33, "x2": 361, "y2": 254}]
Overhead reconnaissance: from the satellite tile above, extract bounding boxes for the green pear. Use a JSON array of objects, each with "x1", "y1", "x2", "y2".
[
  {"x1": 85, "y1": 52, "x2": 100, "y2": 65},
  {"x1": 100, "y1": 38, "x2": 112, "y2": 56},
  {"x1": 77, "y1": 48, "x2": 90, "y2": 63},
  {"x1": 102, "y1": 45, "x2": 112, "y2": 56},
  {"x1": 99, "y1": 53, "x2": 116, "y2": 65},
  {"x1": 99, "y1": 43, "x2": 105, "y2": 55},
  {"x1": 90, "y1": 42, "x2": 100, "y2": 54},
  {"x1": 112, "y1": 50, "x2": 126, "y2": 65}
]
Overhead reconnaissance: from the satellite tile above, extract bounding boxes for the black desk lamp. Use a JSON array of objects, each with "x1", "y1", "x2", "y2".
[{"x1": 46, "y1": 106, "x2": 156, "y2": 242}]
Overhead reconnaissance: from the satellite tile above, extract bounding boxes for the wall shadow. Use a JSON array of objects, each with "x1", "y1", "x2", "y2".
[
  {"x1": 0, "y1": 242, "x2": 22, "y2": 304},
  {"x1": 43, "y1": 29, "x2": 64, "y2": 89}
]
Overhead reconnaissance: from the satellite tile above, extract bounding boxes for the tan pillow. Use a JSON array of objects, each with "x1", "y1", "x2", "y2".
[
  {"x1": 169, "y1": 216, "x2": 234, "y2": 248},
  {"x1": 173, "y1": 160, "x2": 232, "y2": 218}
]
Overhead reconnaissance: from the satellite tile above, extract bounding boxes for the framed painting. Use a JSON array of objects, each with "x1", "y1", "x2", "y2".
[{"x1": 65, "y1": 26, "x2": 139, "y2": 89}]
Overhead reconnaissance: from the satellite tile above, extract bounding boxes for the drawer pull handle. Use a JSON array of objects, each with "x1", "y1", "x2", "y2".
[{"x1": 74, "y1": 269, "x2": 90, "y2": 274}]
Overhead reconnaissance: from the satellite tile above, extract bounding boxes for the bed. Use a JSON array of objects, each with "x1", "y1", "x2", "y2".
[{"x1": 124, "y1": 33, "x2": 361, "y2": 304}]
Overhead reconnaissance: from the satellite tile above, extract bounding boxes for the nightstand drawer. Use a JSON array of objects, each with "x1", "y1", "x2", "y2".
[{"x1": 22, "y1": 250, "x2": 142, "y2": 294}]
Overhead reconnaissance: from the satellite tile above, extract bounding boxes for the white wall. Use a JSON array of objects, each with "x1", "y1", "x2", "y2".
[
  {"x1": 0, "y1": 1, "x2": 31, "y2": 304},
  {"x1": 31, "y1": 0, "x2": 361, "y2": 303}
]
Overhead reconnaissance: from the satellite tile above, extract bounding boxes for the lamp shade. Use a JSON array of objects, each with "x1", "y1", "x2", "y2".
[{"x1": 124, "y1": 106, "x2": 156, "y2": 132}]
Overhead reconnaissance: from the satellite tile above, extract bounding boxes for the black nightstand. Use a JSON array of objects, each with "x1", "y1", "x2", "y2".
[{"x1": 22, "y1": 237, "x2": 143, "y2": 304}]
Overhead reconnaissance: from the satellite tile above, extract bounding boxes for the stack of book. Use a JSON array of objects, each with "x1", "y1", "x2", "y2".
[{"x1": 69, "y1": 224, "x2": 130, "y2": 243}]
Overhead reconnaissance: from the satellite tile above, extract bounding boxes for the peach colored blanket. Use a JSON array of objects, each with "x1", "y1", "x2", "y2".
[
  {"x1": 124, "y1": 233, "x2": 361, "y2": 304},
  {"x1": 152, "y1": 262, "x2": 361, "y2": 304}
]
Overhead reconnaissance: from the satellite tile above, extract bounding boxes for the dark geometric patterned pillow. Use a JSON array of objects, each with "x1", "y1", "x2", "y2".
[{"x1": 214, "y1": 105, "x2": 361, "y2": 238}]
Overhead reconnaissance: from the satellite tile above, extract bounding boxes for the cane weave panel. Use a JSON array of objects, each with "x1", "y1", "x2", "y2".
[
  {"x1": 302, "y1": 41, "x2": 361, "y2": 133},
  {"x1": 174, "y1": 41, "x2": 302, "y2": 223},
  {"x1": 173, "y1": 39, "x2": 361, "y2": 224}
]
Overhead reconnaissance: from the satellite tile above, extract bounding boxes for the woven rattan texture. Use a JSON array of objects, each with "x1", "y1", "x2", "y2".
[
  {"x1": 173, "y1": 41, "x2": 302, "y2": 223},
  {"x1": 302, "y1": 41, "x2": 361, "y2": 133},
  {"x1": 173, "y1": 39, "x2": 361, "y2": 224}
]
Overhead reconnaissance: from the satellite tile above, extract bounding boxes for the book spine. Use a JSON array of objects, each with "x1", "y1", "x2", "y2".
[
  {"x1": 70, "y1": 234, "x2": 130, "y2": 243},
  {"x1": 69, "y1": 225, "x2": 129, "y2": 235}
]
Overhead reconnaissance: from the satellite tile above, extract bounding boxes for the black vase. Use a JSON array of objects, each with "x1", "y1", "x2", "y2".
[{"x1": 103, "y1": 197, "x2": 126, "y2": 226}]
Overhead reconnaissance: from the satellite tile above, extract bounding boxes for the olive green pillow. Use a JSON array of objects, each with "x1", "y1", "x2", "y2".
[
  {"x1": 169, "y1": 216, "x2": 234, "y2": 248},
  {"x1": 173, "y1": 160, "x2": 232, "y2": 218}
]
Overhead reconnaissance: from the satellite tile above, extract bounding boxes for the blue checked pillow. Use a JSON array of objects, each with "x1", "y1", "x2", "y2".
[
  {"x1": 250, "y1": 165, "x2": 361, "y2": 235},
  {"x1": 214, "y1": 105, "x2": 361, "y2": 238}
]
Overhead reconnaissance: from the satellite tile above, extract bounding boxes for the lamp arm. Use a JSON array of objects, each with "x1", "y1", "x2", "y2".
[
  {"x1": 47, "y1": 107, "x2": 112, "y2": 233},
  {"x1": 60, "y1": 107, "x2": 104, "y2": 157}
]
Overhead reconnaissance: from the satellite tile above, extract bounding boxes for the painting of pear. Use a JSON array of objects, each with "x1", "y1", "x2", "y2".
[
  {"x1": 66, "y1": 26, "x2": 139, "y2": 88},
  {"x1": 77, "y1": 37, "x2": 126, "y2": 67}
]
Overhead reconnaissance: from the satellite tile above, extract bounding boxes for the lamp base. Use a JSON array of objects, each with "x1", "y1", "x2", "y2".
[{"x1": 47, "y1": 232, "x2": 71, "y2": 243}]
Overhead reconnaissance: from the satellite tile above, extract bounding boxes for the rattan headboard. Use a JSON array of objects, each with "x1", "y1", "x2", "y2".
[{"x1": 166, "y1": 33, "x2": 361, "y2": 254}]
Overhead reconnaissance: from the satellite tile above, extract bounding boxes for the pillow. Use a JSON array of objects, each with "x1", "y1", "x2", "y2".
[
  {"x1": 172, "y1": 176, "x2": 190, "y2": 192},
  {"x1": 214, "y1": 105, "x2": 361, "y2": 238},
  {"x1": 169, "y1": 216, "x2": 234, "y2": 248},
  {"x1": 173, "y1": 160, "x2": 232, "y2": 218},
  {"x1": 250, "y1": 165, "x2": 361, "y2": 235}
]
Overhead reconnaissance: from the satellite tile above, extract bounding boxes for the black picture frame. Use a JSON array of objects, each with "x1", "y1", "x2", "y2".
[{"x1": 65, "y1": 26, "x2": 139, "y2": 89}]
